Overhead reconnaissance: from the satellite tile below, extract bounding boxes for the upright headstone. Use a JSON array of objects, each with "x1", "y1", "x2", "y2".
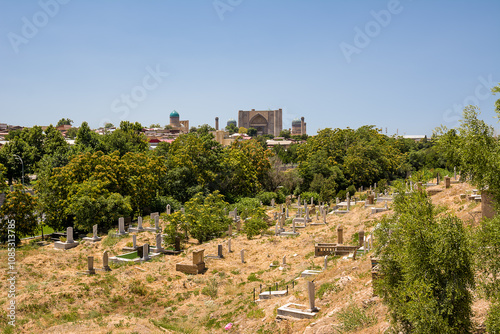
[
  {"x1": 310, "y1": 197, "x2": 314, "y2": 206},
  {"x1": 142, "y1": 244, "x2": 150, "y2": 261},
  {"x1": 324, "y1": 255, "x2": 328, "y2": 270},
  {"x1": 241, "y1": 249, "x2": 245, "y2": 263},
  {"x1": 454, "y1": 166, "x2": 457, "y2": 180},
  {"x1": 445, "y1": 176, "x2": 451, "y2": 189},
  {"x1": 271, "y1": 198, "x2": 275, "y2": 207},
  {"x1": 346, "y1": 193, "x2": 350, "y2": 211},
  {"x1": 305, "y1": 205, "x2": 310, "y2": 223},
  {"x1": 307, "y1": 281, "x2": 318, "y2": 312},
  {"x1": 228, "y1": 238, "x2": 232, "y2": 253},
  {"x1": 286, "y1": 207, "x2": 289, "y2": 218},
  {"x1": 297, "y1": 195, "x2": 301, "y2": 207},
  {"x1": 336, "y1": 197, "x2": 339, "y2": 205},
  {"x1": 337, "y1": 226, "x2": 343, "y2": 244},
  {"x1": 137, "y1": 217, "x2": 143, "y2": 230},
  {"x1": 87, "y1": 256, "x2": 96, "y2": 275},
  {"x1": 228, "y1": 224, "x2": 233, "y2": 236},
  {"x1": 292, "y1": 219, "x2": 296, "y2": 233},
  {"x1": 436, "y1": 173, "x2": 440, "y2": 184},
  {"x1": 67, "y1": 227, "x2": 74, "y2": 243},
  {"x1": 282, "y1": 255, "x2": 286, "y2": 266},
  {"x1": 132, "y1": 235, "x2": 137, "y2": 248},
  {"x1": 156, "y1": 234, "x2": 163, "y2": 252},
  {"x1": 118, "y1": 217, "x2": 126, "y2": 235},
  {"x1": 236, "y1": 219, "x2": 241, "y2": 231},
  {"x1": 218, "y1": 244, "x2": 223, "y2": 258},
  {"x1": 92, "y1": 224, "x2": 98, "y2": 239},
  {"x1": 358, "y1": 230, "x2": 365, "y2": 247},
  {"x1": 154, "y1": 215, "x2": 160, "y2": 230},
  {"x1": 166, "y1": 204, "x2": 171, "y2": 215},
  {"x1": 103, "y1": 251, "x2": 111, "y2": 271}
]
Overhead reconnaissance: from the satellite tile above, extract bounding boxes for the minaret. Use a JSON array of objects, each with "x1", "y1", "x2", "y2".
[
  {"x1": 215, "y1": 117, "x2": 219, "y2": 131},
  {"x1": 301, "y1": 117, "x2": 305, "y2": 135}
]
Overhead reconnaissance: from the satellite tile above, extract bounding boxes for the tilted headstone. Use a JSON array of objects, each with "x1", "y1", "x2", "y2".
[
  {"x1": 308, "y1": 281, "x2": 318, "y2": 312},
  {"x1": 240, "y1": 249, "x2": 245, "y2": 263},
  {"x1": 282, "y1": 255, "x2": 286, "y2": 266},
  {"x1": 103, "y1": 251, "x2": 111, "y2": 271}
]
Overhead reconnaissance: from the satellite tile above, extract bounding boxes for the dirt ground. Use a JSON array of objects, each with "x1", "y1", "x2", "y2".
[{"x1": 0, "y1": 181, "x2": 489, "y2": 333}]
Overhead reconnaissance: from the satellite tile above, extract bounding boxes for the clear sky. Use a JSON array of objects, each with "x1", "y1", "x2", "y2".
[{"x1": 1, "y1": 0, "x2": 499, "y2": 136}]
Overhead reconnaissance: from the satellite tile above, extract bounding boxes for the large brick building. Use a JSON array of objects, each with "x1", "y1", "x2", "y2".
[{"x1": 238, "y1": 108, "x2": 282, "y2": 136}]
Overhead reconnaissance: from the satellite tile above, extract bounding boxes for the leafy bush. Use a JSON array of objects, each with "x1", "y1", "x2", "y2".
[
  {"x1": 487, "y1": 302, "x2": 500, "y2": 334},
  {"x1": 256, "y1": 191, "x2": 277, "y2": 206},
  {"x1": 243, "y1": 217, "x2": 268, "y2": 239},
  {"x1": 201, "y1": 278, "x2": 218, "y2": 298},
  {"x1": 150, "y1": 195, "x2": 181, "y2": 214}
]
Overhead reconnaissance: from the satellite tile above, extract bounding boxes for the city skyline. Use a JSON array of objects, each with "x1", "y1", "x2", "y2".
[{"x1": 1, "y1": 0, "x2": 500, "y2": 136}]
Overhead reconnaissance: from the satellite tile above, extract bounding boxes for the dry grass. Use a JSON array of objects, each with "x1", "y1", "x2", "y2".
[{"x1": 0, "y1": 182, "x2": 489, "y2": 333}]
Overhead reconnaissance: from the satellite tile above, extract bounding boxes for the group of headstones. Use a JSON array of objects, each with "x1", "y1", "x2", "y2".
[{"x1": 80, "y1": 251, "x2": 112, "y2": 275}]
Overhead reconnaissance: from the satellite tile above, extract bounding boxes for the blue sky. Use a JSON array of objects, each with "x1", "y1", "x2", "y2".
[{"x1": 1, "y1": 0, "x2": 499, "y2": 136}]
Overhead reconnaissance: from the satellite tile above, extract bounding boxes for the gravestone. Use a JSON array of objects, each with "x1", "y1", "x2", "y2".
[
  {"x1": 282, "y1": 255, "x2": 286, "y2": 266},
  {"x1": 175, "y1": 236, "x2": 181, "y2": 252},
  {"x1": 310, "y1": 197, "x2": 314, "y2": 206},
  {"x1": 133, "y1": 235, "x2": 137, "y2": 248},
  {"x1": 286, "y1": 207, "x2": 289, "y2": 218},
  {"x1": 307, "y1": 281, "x2": 319, "y2": 312},
  {"x1": 228, "y1": 238, "x2": 232, "y2": 253},
  {"x1": 141, "y1": 244, "x2": 150, "y2": 261},
  {"x1": 346, "y1": 193, "x2": 350, "y2": 211},
  {"x1": 83, "y1": 224, "x2": 102, "y2": 242},
  {"x1": 436, "y1": 173, "x2": 440, "y2": 184},
  {"x1": 117, "y1": 217, "x2": 128, "y2": 236},
  {"x1": 54, "y1": 227, "x2": 79, "y2": 250},
  {"x1": 336, "y1": 197, "x2": 339, "y2": 205},
  {"x1": 87, "y1": 256, "x2": 96, "y2": 275},
  {"x1": 454, "y1": 166, "x2": 457, "y2": 180},
  {"x1": 236, "y1": 219, "x2": 241, "y2": 231},
  {"x1": 103, "y1": 251, "x2": 111, "y2": 271},
  {"x1": 154, "y1": 215, "x2": 160, "y2": 230},
  {"x1": 155, "y1": 234, "x2": 164, "y2": 252},
  {"x1": 297, "y1": 195, "x2": 301, "y2": 207},
  {"x1": 271, "y1": 198, "x2": 275, "y2": 207},
  {"x1": 218, "y1": 244, "x2": 223, "y2": 258},
  {"x1": 337, "y1": 226, "x2": 343, "y2": 244},
  {"x1": 228, "y1": 224, "x2": 233, "y2": 236},
  {"x1": 166, "y1": 204, "x2": 171, "y2": 215},
  {"x1": 324, "y1": 255, "x2": 328, "y2": 270},
  {"x1": 358, "y1": 230, "x2": 365, "y2": 247},
  {"x1": 445, "y1": 176, "x2": 451, "y2": 189},
  {"x1": 138, "y1": 217, "x2": 143, "y2": 230},
  {"x1": 241, "y1": 249, "x2": 245, "y2": 263}
]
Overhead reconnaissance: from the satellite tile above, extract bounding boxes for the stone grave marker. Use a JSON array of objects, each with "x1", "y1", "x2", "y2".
[
  {"x1": 282, "y1": 255, "x2": 286, "y2": 266},
  {"x1": 445, "y1": 176, "x2": 451, "y2": 189},
  {"x1": 87, "y1": 256, "x2": 96, "y2": 275},
  {"x1": 359, "y1": 229, "x2": 365, "y2": 247},
  {"x1": 228, "y1": 238, "x2": 232, "y2": 253},
  {"x1": 166, "y1": 204, "x2": 171, "y2": 215},
  {"x1": 307, "y1": 281, "x2": 319, "y2": 312},
  {"x1": 83, "y1": 224, "x2": 102, "y2": 242},
  {"x1": 103, "y1": 251, "x2": 111, "y2": 271},
  {"x1": 337, "y1": 226, "x2": 343, "y2": 244},
  {"x1": 241, "y1": 249, "x2": 245, "y2": 263},
  {"x1": 324, "y1": 255, "x2": 328, "y2": 270}
]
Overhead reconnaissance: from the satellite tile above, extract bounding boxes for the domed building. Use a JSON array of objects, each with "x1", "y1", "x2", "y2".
[
  {"x1": 226, "y1": 118, "x2": 237, "y2": 128},
  {"x1": 168, "y1": 110, "x2": 189, "y2": 134},
  {"x1": 291, "y1": 117, "x2": 306, "y2": 136}
]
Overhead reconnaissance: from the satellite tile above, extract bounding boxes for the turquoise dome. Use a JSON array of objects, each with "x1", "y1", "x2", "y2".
[
  {"x1": 170, "y1": 110, "x2": 179, "y2": 118},
  {"x1": 292, "y1": 118, "x2": 301, "y2": 125},
  {"x1": 227, "y1": 118, "x2": 237, "y2": 126}
]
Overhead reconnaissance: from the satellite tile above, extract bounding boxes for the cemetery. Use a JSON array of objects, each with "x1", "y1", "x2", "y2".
[{"x1": 2, "y1": 179, "x2": 496, "y2": 333}]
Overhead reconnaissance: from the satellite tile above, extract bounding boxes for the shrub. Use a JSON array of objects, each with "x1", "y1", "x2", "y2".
[
  {"x1": 337, "y1": 304, "x2": 376, "y2": 332},
  {"x1": 300, "y1": 191, "x2": 320, "y2": 205},
  {"x1": 243, "y1": 217, "x2": 268, "y2": 240},
  {"x1": 256, "y1": 192, "x2": 277, "y2": 206},
  {"x1": 486, "y1": 302, "x2": 500, "y2": 334},
  {"x1": 201, "y1": 278, "x2": 218, "y2": 298},
  {"x1": 150, "y1": 195, "x2": 181, "y2": 214}
]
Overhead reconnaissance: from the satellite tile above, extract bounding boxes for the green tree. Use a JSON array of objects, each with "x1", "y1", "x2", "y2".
[
  {"x1": 75, "y1": 121, "x2": 103, "y2": 152},
  {"x1": 247, "y1": 127, "x2": 257, "y2": 137},
  {"x1": 225, "y1": 123, "x2": 238, "y2": 135},
  {"x1": 56, "y1": 118, "x2": 73, "y2": 127},
  {"x1": 375, "y1": 189, "x2": 474, "y2": 333},
  {"x1": 279, "y1": 129, "x2": 291, "y2": 139},
  {"x1": 183, "y1": 191, "x2": 231, "y2": 243},
  {"x1": 0, "y1": 187, "x2": 38, "y2": 244}
]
